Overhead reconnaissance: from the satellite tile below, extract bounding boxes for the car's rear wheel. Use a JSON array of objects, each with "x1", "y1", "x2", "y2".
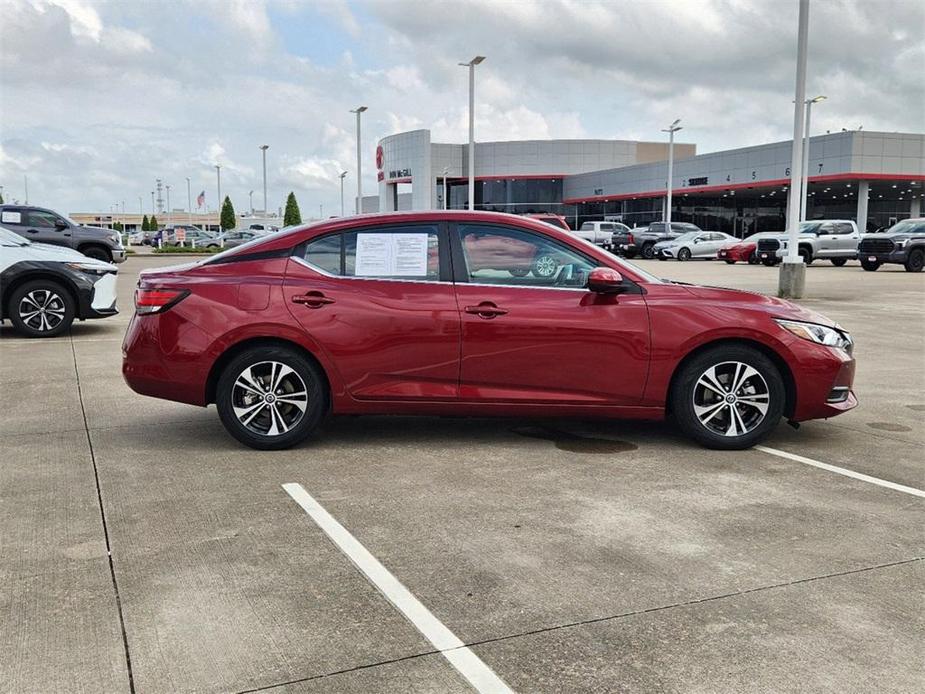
[
  {"x1": 747, "y1": 254, "x2": 759, "y2": 265},
  {"x1": 677, "y1": 247, "x2": 692, "y2": 261},
  {"x1": 671, "y1": 345, "x2": 785, "y2": 450},
  {"x1": 904, "y1": 248, "x2": 924, "y2": 273},
  {"x1": 724, "y1": 259, "x2": 736, "y2": 265},
  {"x1": 799, "y1": 247, "x2": 813, "y2": 265},
  {"x1": 216, "y1": 346, "x2": 326, "y2": 450},
  {"x1": 641, "y1": 243, "x2": 656, "y2": 259},
  {"x1": 761, "y1": 258, "x2": 776, "y2": 267},
  {"x1": 8, "y1": 280, "x2": 75, "y2": 338},
  {"x1": 860, "y1": 259, "x2": 880, "y2": 272},
  {"x1": 623, "y1": 250, "x2": 637, "y2": 259},
  {"x1": 830, "y1": 258, "x2": 848, "y2": 267}
]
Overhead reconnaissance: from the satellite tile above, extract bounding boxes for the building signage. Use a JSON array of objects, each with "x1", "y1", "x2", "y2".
[
  {"x1": 388, "y1": 168, "x2": 412, "y2": 180},
  {"x1": 593, "y1": 188, "x2": 603, "y2": 195},
  {"x1": 687, "y1": 176, "x2": 709, "y2": 186},
  {"x1": 375, "y1": 145, "x2": 384, "y2": 171}
]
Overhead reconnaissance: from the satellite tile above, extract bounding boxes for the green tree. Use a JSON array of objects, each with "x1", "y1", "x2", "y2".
[
  {"x1": 141, "y1": 215, "x2": 149, "y2": 231},
  {"x1": 150, "y1": 214, "x2": 158, "y2": 230},
  {"x1": 0, "y1": 191, "x2": 4, "y2": 204},
  {"x1": 283, "y1": 191, "x2": 302, "y2": 226},
  {"x1": 220, "y1": 195, "x2": 236, "y2": 230},
  {"x1": 113, "y1": 221, "x2": 124, "y2": 232}
]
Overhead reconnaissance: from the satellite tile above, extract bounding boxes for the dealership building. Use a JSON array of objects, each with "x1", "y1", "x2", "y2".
[{"x1": 371, "y1": 129, "x2": 925, "y2": 235}]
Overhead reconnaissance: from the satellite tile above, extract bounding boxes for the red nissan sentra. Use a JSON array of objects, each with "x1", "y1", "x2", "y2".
[{"x1": 122, "y1": 211, "x2": 856, "y2": 451}]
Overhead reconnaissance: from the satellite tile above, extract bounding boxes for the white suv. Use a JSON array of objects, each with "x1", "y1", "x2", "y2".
[{"x1": 756, "y1": 220, "x2": 860, "y2": 266}]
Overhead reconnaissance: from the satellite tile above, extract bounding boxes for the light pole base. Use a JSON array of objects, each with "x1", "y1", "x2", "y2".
[{"x1": 778, "y1": 260, "x2": 806, "y2": 299}]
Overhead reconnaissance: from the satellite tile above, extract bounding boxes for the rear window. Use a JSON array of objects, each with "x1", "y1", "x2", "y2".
[{"x1": 579, "y1": 222, "x2": 594, "y2": 231}]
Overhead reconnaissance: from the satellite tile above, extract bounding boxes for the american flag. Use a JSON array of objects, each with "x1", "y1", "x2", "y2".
[{"x1": 196, "y1": 190, "x2": 205, "y2": 208}]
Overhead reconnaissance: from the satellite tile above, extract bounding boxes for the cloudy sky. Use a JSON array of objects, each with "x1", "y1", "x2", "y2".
[{"x1": 1, "y1": 0, "x2": 922, "y2": 218}]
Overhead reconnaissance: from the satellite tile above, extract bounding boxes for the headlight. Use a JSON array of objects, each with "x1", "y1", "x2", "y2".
[
  {"x1": 894, "y1": 238, "x2": 908, "y2": 249},
  {"x1": 66, "y1": 262, "x2": 110, "y2": 276},
  {"x1": 775, "y1": 319, "x2": 852, "y2": 353}
]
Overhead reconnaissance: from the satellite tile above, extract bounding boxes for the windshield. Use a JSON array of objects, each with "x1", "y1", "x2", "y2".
[
  {"x1": 0, "y1": 226, "x2": 30, "y2": 246},
  {"x1": 671, "y1": 232, "x2": 700, "y2": 244},
  {"x1": 799, "y1": 222, "x2": 823, "y2": 234},
  {"x1": 886, "y1": 219, "x2": 925, "y2": 235}
]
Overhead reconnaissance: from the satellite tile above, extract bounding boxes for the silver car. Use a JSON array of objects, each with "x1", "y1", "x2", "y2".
[{"x1": 654, "y1": 231, "x2": 737, "y2": 260}]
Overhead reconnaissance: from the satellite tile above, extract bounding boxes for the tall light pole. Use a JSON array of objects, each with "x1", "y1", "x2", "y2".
[
  {"x1": 138, "y1": 196, "x2": 143, "y2": 215},
  {"x1": 780, "y1": 0, "x2": 810, "y2": 299},
  {"x1": 166, "y1": 184, "x2": 172, "y2": 226},
  {"x1": 442, "y1": 166, "x2": 450, "y2": 210},
  {"x1": 150, "y1": 191, "x2": 155, "y2": 215},
  {"x1": 339, "y1": 171, "x2": 348, "y2": 216},
  {"x1": 661, "y1": 119, "x2": 682, "y2": 228},
  {"x1": 248, "y1": 190, "x2": 254, "y2": 215},
  {"x1": 458, "y1": 56, "x2": 485, "y2": 211},
  {"x1": 215, "y1": 165, "x2": 222, "y2": 232},
  {"x1": 259, "y1": 145, "x2": 269, "y2": 214},
  {"x1": 350, "y1": 106, "x2": 367, "y2": 214},
  {"x1": 186, "y1": 177, "x2": 192, "y2": 225},
  {"x1": 800, "y1": 95, "x2": 826, "y2": 222},
  {"x1": 24, "y1": 175, "x2": 28, "y2": 204}
]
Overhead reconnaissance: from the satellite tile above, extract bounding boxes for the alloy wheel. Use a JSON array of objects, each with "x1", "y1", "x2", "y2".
[
  {"x1": 18, "y1": 290, "x2": 67, "y2": 333},
  {"x1": 231, "y1": 361, "x2": 309, "y2": 436},
  {"x1": 532, "y1": 254, "x2": 557, "y2": 278},
  {"x1": 692, "y1": 361, "x2": 770, "y2": 437}
]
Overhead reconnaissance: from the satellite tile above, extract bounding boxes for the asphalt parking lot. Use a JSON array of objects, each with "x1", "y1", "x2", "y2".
[{"x1": 2, "y1": 254, "x2": 923, "y2": 694}]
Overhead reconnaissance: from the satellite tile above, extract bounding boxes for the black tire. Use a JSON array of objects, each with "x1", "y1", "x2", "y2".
[
  {"x1": 671, "y1": 344, "x2": 785, "y2": 450},
  {"x1": 799, "y1": 247, "x2": 813, "y2": 265},
  {"x1": 747, "y1": 254, "x2": 759, "y2": 265},
  {"x1": 623, "y1": 250, "x2": 637, "y2": 259},
  {"x1": 761, "y1": 258, "x2": 776, "y2": 267},
  {"x1": 724, "y1": 259, "x2": 736, "y2": 265},
  {"x1": 215, "y1": 345, "x2": 327, "y2": 450},
  {"x1": 81, "y1": 245, "x2": 112, "y2": 262},
  {"x1": 641, "y1": 243, "x2": 656, "y2": 259},
  {"x1": 904, "y1": 248, "x2": 924, "y2": 273},
  {"x1": 7, "y1": 279, "x2": 76, "y2": 338},
  {"x1": 830, "y1": 258, "x2": 848, "y2": 267},
  {"x1": 508, "y1": 268, "x2": 530, "y2": 278},
  {"x1": 860, "y1": 259, "x2": 880, "y2": 272},
  {"x1": 676, "y1": 247, "x2": 692, "y2": 261}
]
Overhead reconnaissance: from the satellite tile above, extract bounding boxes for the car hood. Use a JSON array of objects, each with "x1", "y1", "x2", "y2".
[
  {"x1": 677, "y1": 283, "x2": 839, "y2": 328},
  {"x1": 27, "y1": 242, "x2": 117, "y2": 270}
]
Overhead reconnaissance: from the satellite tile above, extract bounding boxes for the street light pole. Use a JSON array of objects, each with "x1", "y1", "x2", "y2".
[
  {"x1": 215, "y1": 165, "x2": 222, "y2": 232},
  {"x1": 138, "y1": 196, "x2": 142, "y2": 215},
  {"x1": 165, "y1": 185, "x2": 171, "y2": 226},
  {"x1": 259, "y1": 145, "x2": 269, "y2": 214},
  {"x1": 442, "y1": 167, "x2": 449, "y2": 210},
  {"x1": 339, "y1": 171, "x2": 348, "y2": 216},
  {"x1": 661, "y1": 119, "x2": 682, "y2": 228},
  {"x1": 800, "y1": 95, "x2": 826, "y2": 222},
  {"x1": 248, "y1": 190, "x2": 253, "y2": 216},
  {"x1": 350, "y1": 106, "x2": 367, "y2": 214},
  {"x1": 459, "y1": 56, "x2": 485, "y2": 211},
  {"x1": 150, "y1": 191, "x2": 155, "y2": 215},
  {"x1": 780, "y1": 0, "x2": 810, "y2": 299},
  {"x1": 186, "y1": 177, "x2": 192, "y2": 226}
]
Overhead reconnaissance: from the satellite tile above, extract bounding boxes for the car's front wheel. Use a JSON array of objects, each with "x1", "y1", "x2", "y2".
[
  {"x1": 904, "y1": 248, "x2": 924, "y2": 273},
  {"x1": 8, "y1": 280, "x2": 76, "y2": 338},
  {"x1": 81, "y1": 245, "x2": 112, "y2": 262},
  {"x1": 860, "y1": 259, "x2": 880, "y2": 272},
  {"x1": 671, "y1": 345, "x2": 785, "y2": 450},
  {"x1": 641, "y1": 243, "x2": 656, "y2": 259},
  {"x1": 677, "y1": 247, "x2": 692, "y2": 261},
  {"x1": 216, "y1": 345, "x2": 326, "y2": 450},
  {"x1": 830, "y1": 258, "x2": 848, "y2": 267}
]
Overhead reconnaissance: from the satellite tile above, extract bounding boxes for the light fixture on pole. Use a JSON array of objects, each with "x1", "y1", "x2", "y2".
[
  {"x1": 339, "y1": 171, "x2": 348, "y2": 217},
  {"x1": 215, "y1": 165, "x2": 222, "y2": 232},
  {"x1": 780, "y1": 0, "x2": 810, "y2": 299},
  {"x1": 458, "y1": 56, "x2": 485, "y2": 211},
  {"x1": 800, "y1": 95, "x2": 826, "y2": 222},
  {"x1": 350, "y1": 106, "x2": 367, "y2": 214},
  {"x1": 661, "y1": 119, "x2": 682, "y2": 229},
  {"x1": 442, "y1": 166, "x2": 450, "y2": 210},
  {"x1": 259, "y1": 145, "x2": 269, "y2": 214}
]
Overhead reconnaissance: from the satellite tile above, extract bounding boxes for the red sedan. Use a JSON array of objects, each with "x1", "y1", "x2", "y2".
[
  {"x1": 122, "y1": 211, "x2": 856, "y2": 451},
  {"x1": 718, "y1": 240, "x2": 759, "y2": 264}
]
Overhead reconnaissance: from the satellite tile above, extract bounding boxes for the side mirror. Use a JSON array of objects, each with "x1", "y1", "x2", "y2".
[
  {"x1": 587, "y1": 267, "x2": 625, "y2": 294},
  {"x1": 55, "y1": 221, "x2": 68, "y2": 230}
]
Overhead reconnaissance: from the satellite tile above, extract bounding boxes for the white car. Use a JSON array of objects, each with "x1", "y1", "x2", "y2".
[
  {"x1": 575, "y1": 221, "x2": 629, "y2": 249},
  {"x1": 654, "y1": 231, "x2": 737, "y2": 260},
  {"x1": 0, "y1": 225, "x2": 118, "y2": 337}
]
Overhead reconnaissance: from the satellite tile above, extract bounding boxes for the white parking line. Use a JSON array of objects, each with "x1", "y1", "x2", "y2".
[
  {"x1": 755, "y1": 446, "x2": 925, "y2": 498},
  {"x1": 282, "y1": 483, "x2": 514, "y2": 693}
]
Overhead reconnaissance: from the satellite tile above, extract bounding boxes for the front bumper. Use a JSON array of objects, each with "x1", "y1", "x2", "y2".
[
  {"x1": 788, "y1": 340, "x2": 857, "y2": 422},
  {"x1": 859, "y1": 249, "x2": 907, "y2": 264},
  {"x1": 111, "y1": 247, "x2": 127, "y2": 263}
]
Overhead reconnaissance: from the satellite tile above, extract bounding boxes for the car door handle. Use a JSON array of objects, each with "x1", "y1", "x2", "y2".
[
  {"x1": 292, "y1": 291, "x2": 335, "y2": 308},
  {"x1": 465, "y1": 302, "x2": 508, "y2": 319}
]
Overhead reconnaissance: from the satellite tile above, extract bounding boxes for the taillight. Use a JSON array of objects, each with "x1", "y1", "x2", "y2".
[
  {"x1": 627, "y1": 233, "x2": 635, "y2": 244},
  {"x1": 134, "y1": 288, "x2": 189, "y2": 315}
]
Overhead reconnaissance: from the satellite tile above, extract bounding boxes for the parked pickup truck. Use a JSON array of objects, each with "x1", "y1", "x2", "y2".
[
  {"x1": 856, "y1": 218, "x2": 925, "y2": 272},
  {"x1": 755, "y1": 220, "x2": 860, "y2": 266},
  {"x1": 575, "y1": 221, "x2": 629, "y2": 250},
  {"x1": 613, "y1": 221, "x2": 702, "y2": 259},
  {"x1": 0, "y1": 205, "x2": 126, "y2": 263}
]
